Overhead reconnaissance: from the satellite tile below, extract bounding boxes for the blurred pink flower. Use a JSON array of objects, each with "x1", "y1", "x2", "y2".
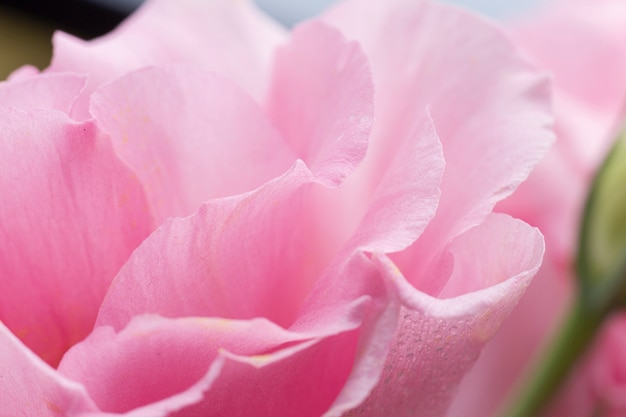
[
  {"x1": 0, "y1": 0, "x2": 553, "y2": 415},
  {"x1": 448, "y1": 1, "x2": 626, "y2": 416}
]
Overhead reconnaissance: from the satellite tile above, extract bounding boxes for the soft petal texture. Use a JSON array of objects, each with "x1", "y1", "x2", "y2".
[
  {"x1": 96, "y1": 20, "x2": 376, "y2": 329},
  {"x1": 344, "y1": 214, "x2": 544, "y2": 417},
  {"x1": 0, "y1": 322, "x2": 98, "y2": 416},
  {"x1": 322, "y1": 0, "x2": 554, "y2": 295},
  {"x1": 96, "y1": 161, "x2": 318, "y2": 330},
  {"x1": 91, "y1": 65, "x2": 295, "y2": 223},
  {"x1": 0, "y1": 0, "x2": 556, "y2": 415},
  {"x1": 48, "y1": 0, "x2": 286, "y2": 119},
  {"x1": 84, "y1": 161, "x2": 400, "y2": 415},
  {"x1": 265, "y1": 21, "x2": 373, "y2": 187},
  {"x1": 0, "y1": 107, "x2": 152, "y2": 366},
  {"x1": 0, "y1": 72, "x2": 85, "y2": 113},
  {"x1": 450, "y1": 1, "x2": 626, "y2": 416}
]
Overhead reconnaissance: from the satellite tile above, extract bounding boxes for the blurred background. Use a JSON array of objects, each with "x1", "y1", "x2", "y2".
[{"x1": 0, "y1": 0, "x2": 543, "y2": 80}]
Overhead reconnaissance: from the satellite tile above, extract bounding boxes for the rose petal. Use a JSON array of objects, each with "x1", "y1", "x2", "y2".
[
  {"x1": 96, "y1": 161, "x2": 318, "y2": 330},
  {"x1": 0, "y1": 321, "x2": 97, "y2": 415},
  {"x1": 91, "y1": 65, "x2": 295, "y2": 223},
  {"x1": 0, "y1": 108, "x2": 152, "y2": 366},
  {"x1": 345, "y1": 214, "x2": 544, "y2": 417},
  {"x1": 0, "y1": 72, "x2": 85, "y2": 113},
  {"x1": 349, "y1": 111, "x2": 444, "y2": 253},
  {"x1": 446, "y1": 255, "x2": 572, "y2": 417},
  {"x1": 439, "y1": 213, "x2": 545, "y2": 298},
  {"x1": 65, "y1": 264, "x2": 391, "y2": 417},
  {"x1": 323, "y1": 0, "x2": 554, "y2": 294},
  {"x1": 48, "y1": 0, "x2": 286, "y2": 119},
  {"x1": 59, "y1": 315, "x2": 298, "y2": 413},
  {"x1": 265, "y1": 20, "x2": 373, "y2": 187},
  {"x1": 7, "y1": 64, "x2": 40, "y2": 81}
]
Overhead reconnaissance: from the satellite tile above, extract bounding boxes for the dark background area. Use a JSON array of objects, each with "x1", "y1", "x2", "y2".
[
  {"x1": 0, "y1": 0, "x2": 140, "y2": 79},
  {"x1": 0, "y1": 0, "x2": 137, "y2": 40}
]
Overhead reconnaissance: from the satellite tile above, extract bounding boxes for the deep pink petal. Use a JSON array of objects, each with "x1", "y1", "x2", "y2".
[
  {"x1": 91, "y1": 65, "x2": 295, "y2": 223},
  {"x1": 265, "y1": 20, "x2": 373, "y2": 187},
  {"x1": 0, "y1": 108, "x2": 152, "y2": 366},
  {"x1": 64, "y1": 278, "x2": 391, "y2": 417},
  {"x1": 59, "y1": 315, "x2": 298, "y2": 414},
  {"x1": 48, "y1": 0, "x2": 286, "y2": 119},
  {"x1": 348, "y1": 214, "x2": 544, "y2": 417},
  {"x1": 323, "y1": 0, "x2": 554, "y2": 294},
  {"x1": 0, "y1": 321, "x2": 98, "y2": 415},
  {"x1": 0, "y1": 72, "x2": 85, "y2": 113}
]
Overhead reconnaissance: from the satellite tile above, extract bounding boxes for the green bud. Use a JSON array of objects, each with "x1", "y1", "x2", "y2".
[{"x1": 577, "y1": 127, "x2": 626, "y2": 309}]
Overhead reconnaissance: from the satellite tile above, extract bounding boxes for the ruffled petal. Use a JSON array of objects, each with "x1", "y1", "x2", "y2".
[
  {"x1": 96, "y1": 161, "x2": 317, "y2": 330},
  {"x1": 48, "y1": 0, "x2": 286, "y2": 118},
  {"x1": 59, "y1": 315, "x2": 295, "y2": 414},
  {"x1": 91, "y1": 65, "x2": 295, "y2": 223},
  {"x1": 0, "y1": 108, "x2": 152, "y2": 366},
  {"x1": 265, "y1": 20, "x2": 373, "y2": 187},
  {"x1": 65, "y1": 252, "x2": 393, "y2": 417},
  {"x1": 323, "y1": 0, "x2": 554, "y2": 294},
  {"x1": 346, "y1": 214, "x2": 544, "y2": 417}
]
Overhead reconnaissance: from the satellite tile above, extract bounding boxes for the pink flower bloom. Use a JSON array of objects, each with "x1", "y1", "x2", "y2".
[
  {"x1": 0, "y1": 0, "x2": 553, "y2": 415},
  {"x1": 589, "y1": 315, "x2": 626, "y2": 417},
  {"x1": 449, "y1": 1, "x2": 626, "y2": 416}
]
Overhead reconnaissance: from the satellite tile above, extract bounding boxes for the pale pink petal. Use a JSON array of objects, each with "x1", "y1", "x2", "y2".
[
  {"x1": 0, "y1": 108, "x2": 152, "y2": 366},
  {"x1": 7, "y1": 64, "x2": 40, "y2": 81},
  {"x1": 295, "y1": 111, "x2": 444, "y2": 327},
  {"x1": 92, "y1": 156, "x2": 400, "y2": 415},
  {"x1": 0, "y1": 72, "x2": 85, "y2": 113},
  {"x1": 0, "y1": 321, "x2": 98, "y2": 415},
  {"x1": 348, "y1": 111, "x2": 444, "y2": 253},
  {"x1": 96, "y1": 161, "x2": 318, "y2": 330},
  {"x1": 299, "y1": 109, "x2": 444, "y2": 287},
  {"x1": 446, "y1": 255, "x2": 572, "y2": 417},
  {"x1": 442, "y1": 216, "x2": 556, "y2": 415},
  {"x1": 91, "y1": 65, "x2": 295, "y2": 223},
  {"x1": 294, "y1": 110, "x2": 444, "y2": 413},
  {"x1": 323, "y1": 0, "x2": 554, "y2": 294},
  {"x1": 439, "y1": 214, "x2": 545, "y2": 297},
  {"x1": 347, "y1": 214, "x2": 544, "y2": 417},
  {"x1": 265, "y1": 20, "x2": 373, "y2": 187},
  {"x1": 48, "y1": 0, "x2": 286, "y2": 119}
]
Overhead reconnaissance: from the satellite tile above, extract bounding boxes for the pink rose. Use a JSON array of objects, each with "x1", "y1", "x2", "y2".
[
  {"x1": 448, "y1": 1, "x2": 626, "y2": 416},
  {"x1": 0, "y1": 0, "x2": 553, "y2": 415}
]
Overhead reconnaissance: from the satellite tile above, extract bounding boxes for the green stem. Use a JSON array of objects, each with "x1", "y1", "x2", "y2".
[{"x1": 499, "y1": 298, "x2": 604, "y2": 417}]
